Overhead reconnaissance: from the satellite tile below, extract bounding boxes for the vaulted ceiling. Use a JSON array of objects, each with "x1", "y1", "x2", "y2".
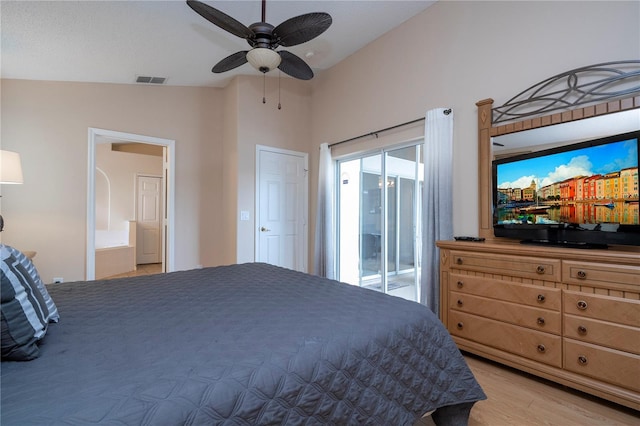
[{"x1": 1, "y1": 1, "x2": 436, "y2": 87}]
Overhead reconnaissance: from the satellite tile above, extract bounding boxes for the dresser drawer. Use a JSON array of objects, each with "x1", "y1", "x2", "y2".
[
  {"x1": 563, "y1": 291, "x2": 640, "y2": 327},
  {"x1": 563, "y1": 261, "x2": 640, "y2": 292},
  {"x1": 564, "y1": 339, "x2": 640, "y2": 392},
  {"x1": 449, "y1": 310, "x2": 562, "y2": 367},
  {"x1": 564, "y1": 314, "x2": 640, "y2": 354},
  {"x1": 450, "y1": 291, "x2": 561, "y2": 334},
  {"x1": 450, "y1": 273, "x2": 560, "y2": 310},
  {"x1": 450, "y1": 251, "x2": 560, "y2": 281}
]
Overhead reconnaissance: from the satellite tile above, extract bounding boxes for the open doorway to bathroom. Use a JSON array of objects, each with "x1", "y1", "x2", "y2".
[{"x1": 87, "y1": 128, "x2": 175, "y2": 281}]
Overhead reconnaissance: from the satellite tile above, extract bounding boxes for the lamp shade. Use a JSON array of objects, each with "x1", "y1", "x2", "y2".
[
  {"x1": 0, "y1": 150, "x2": 24, "y2": 184},
  {"x1": 246, "y1": 48, "x2": 281, "y2": 73}
]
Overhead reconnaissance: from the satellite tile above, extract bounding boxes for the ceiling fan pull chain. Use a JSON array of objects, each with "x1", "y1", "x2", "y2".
[
  {"x1": 278, "y1": 71, "x2": 282, "y2": 110},
  {"x1": 263, "y1": 74, "x2": 266, "y2": 104}
]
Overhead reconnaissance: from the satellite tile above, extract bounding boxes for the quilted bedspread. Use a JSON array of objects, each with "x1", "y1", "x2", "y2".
[{"x1": 1, "y1": 263, "x2": 485, "y2": 425}]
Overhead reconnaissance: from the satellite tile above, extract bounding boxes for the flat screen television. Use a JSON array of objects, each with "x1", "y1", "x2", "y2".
[{"x1": 492, "y1": 130, "x2": 640, "y2": 248}]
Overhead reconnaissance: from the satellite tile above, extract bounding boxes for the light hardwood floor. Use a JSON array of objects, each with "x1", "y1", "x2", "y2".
[
  {"x1": 103, "y1": 263, "x2": 162, "y2": 279},
  {"x1": 417, "y1": 353, "x2": 639, "y2": 425}
]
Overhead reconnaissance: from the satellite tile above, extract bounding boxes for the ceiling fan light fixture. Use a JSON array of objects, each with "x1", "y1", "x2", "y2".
[{"x1": 247, "y1": 48, "x2": 281, "y2": 74}]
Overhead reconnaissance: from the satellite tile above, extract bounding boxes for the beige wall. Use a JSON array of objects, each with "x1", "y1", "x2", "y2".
[
  {"x1": 1, "y1": 1, "x2": 639, "y2": 281},
  {"x1": 0, "y1": 74, "x2": 311, "y2": 281},
  {"x1": 0, "y1": 81, "x2": 223, "y2": 282},
  {"x1": 221, "y1": 78, "x2": 240, "y2": 266},
  {"x1": 234, "y1": 76, "x2": 312, "y2": 264},
  {"x1": 309, "y1": 0, "x2": 640, "y2": 248}
]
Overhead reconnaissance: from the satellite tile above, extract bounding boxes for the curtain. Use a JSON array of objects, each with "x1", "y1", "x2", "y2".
[
  {"x1": 313, "y1": 143, "x2": 335, "y2": 279},
  {"x1": 420, "y1": 108, "x2": 454, "y2": 313}
]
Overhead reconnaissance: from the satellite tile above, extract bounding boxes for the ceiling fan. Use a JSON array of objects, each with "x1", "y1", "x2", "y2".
[{"x1": 186, "y1": 0, "x2": 332, "y2": 80}]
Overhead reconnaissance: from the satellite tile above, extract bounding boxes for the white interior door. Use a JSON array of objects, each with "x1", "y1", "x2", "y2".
[
  {"x1": 256, "y1": 146, "x2": 308, "y2": 272},
  {"x1": 136, "y1": 175, "x2": 162, "y2": 264}
]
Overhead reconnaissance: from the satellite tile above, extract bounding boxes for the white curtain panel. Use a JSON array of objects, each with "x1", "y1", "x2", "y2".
[
  {"x1": 313, "y1": 143, "x2": 335, "y2": 279},
  {"x1": 421, "y1": 108, "x2": 454, "y2": 313}
]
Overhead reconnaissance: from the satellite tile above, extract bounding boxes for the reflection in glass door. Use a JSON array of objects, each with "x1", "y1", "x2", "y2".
[
  {"x1": 360, "y1": 171, "x2": 382, "y2": 278},
  {"x1": 337, "y1": 144, "x2": 423, "y2": 302}
]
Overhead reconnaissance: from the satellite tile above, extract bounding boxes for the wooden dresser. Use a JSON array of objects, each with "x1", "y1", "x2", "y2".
[{"x1": 437, "y1": 240, "x2": 640, "y2": 410}]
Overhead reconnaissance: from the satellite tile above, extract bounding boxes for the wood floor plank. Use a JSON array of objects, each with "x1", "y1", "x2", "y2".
[{"x1": 416, "y1": 353, "x2": 639, "y2": 425}]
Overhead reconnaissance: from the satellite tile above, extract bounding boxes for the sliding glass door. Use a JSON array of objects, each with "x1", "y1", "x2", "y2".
[{"x1": 337, "y1": 143, "x2": 423, "y2": 302}]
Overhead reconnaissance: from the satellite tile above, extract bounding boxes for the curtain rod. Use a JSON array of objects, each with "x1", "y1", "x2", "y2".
[{"x1": 328, "y1": 108, "x2": 451, "y2": 148}]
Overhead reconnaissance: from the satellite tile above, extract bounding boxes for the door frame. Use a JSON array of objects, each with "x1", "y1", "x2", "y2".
[
  {"x1": 255, "y1": 145, "x2": 308, "y2": 272},
  {"x1": 87, "y1": 128, "x2": 175, "y2": 280}
]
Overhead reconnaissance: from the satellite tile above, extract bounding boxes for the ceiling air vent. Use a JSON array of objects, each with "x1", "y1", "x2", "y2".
[{"x1": 135, "y1": 76, "x2": 166, "y2": 84}]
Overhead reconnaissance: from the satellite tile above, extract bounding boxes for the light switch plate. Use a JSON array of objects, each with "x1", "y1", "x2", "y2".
[{"x1": 240, "y1": 210, "x2": 250, "y2": 221}]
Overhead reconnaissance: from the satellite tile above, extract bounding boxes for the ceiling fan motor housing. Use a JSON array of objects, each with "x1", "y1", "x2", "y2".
[{"x1": 248, "y1": 22, "x2": 280, "y2": 49}]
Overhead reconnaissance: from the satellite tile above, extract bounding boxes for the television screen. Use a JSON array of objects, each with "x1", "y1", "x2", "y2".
[{"x1": 492, "y1": 130, "x2": 640, "y2": 248}]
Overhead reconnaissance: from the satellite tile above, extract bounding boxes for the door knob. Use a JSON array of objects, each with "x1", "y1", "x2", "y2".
[{"x1": 261, "y1": 227, "x2": 271, "y2": 232}]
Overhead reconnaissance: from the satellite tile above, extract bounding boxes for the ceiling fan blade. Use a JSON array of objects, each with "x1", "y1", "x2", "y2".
[
  {"x1": 278, "y1": 51, "x2": 314, "y2": 80},
  {"x1": 212, "y1": 51, "x2": 249, "y2": 73},
  {"x1": 187, "y1": 0, "x2": 254, "y2": 39},
  {"x1": 273, "y1": 12, "x2": 332, "y2": 47}
]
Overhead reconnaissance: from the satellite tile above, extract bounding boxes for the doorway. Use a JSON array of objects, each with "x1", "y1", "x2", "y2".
[
  {"x1": 255, "y1": 145, "x2": 308, "y2": 272},
  {"x1": 87, "y1": 128, "x2": 175, "y2": 280}
]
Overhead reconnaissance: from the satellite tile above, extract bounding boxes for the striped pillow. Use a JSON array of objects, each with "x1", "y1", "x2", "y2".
[
  {"x1": 1, "y1": 246, "x2": 50, "y2": 361},
  {"x1": 4, "y1": 245, "x2": 59, "y2": 323}
]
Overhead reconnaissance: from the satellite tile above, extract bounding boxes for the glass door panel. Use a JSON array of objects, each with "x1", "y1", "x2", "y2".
[
  {"x1": 361, "y1": 172, "x2": 382, "y2": 279},
  {"x1": 398, "y1": 177, "x2": 415, "y2": 272},
  {"x1": 338, "y1": 154, "x2": 382, "y2": 288},
  {"x1": 337, "y1": 145, "x2": 422, "y2": 302},
  {"x1": 385, "y1": 145, "x2": 421, "y2": 302},
  {"x1": 386, "y1": 176, "x2": 397, "y2": 281}
]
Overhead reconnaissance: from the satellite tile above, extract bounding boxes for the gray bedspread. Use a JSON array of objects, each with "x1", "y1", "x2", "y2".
[{"x1": 1, "y1": 263, "x2": 485, "y2": 425}]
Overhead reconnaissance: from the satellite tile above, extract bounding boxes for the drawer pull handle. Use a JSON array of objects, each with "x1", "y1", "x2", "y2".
[
  {"x1": 536, "y1": 265, "x2": 546, "y2": 274},
  {"x1": 578, "y1": 325, "x2": 587, "y2": 335},
  {"x1": 537, "y1": 317, "x2": 545, "y2": 325},
  {"x1": 577, "y1": 270, "x2": 587, "y2": 279},
  {"x1": 456, "y1": 257, "x2": 463, "y2": 265},
  {"x1": 457, "y1": 299, "x2": 463, "y2": 307},
  {"x1": 578, "y1": 356, "x2": 588, "y2": 365},
  {"x1": 457, "y1": 322, "x2": 464, "y2": 330},
  {"x1": 457, "y1": 281, "x2": 464, "y2": 288},
  {"x1": 577, "y1": 300, "x2": 588, "y2": 310},
  {"x1": 537, "y1": 294, "x2": 546, "y2": 303},
  {"x1": 537, "y1": 344, "x2": 546, "y2": 353}
]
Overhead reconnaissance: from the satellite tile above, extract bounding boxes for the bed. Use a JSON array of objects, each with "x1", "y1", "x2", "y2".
[{"x1": 1, "y1": 251, "x2": 485, "y2": 425}]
